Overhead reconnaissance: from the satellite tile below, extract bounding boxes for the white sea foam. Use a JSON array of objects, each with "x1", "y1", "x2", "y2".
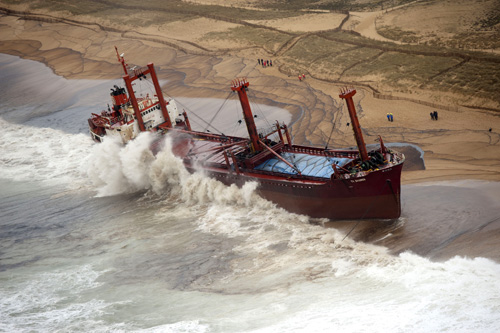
[
  {"x1": 86, "y1": 132, "x2": 264, "y2": 208},
  {"x1": 0, "y1": 118, "x2": 93, "y2": 186},
  {"x1": 86, "y1": 132, "x2": 197, "y2": 197},
  {"x1": 86, "y1": 133, "x2": 159, "y2": 196},
  {"x1": 245, "y1": 254, "x2": 500, "y2": 333},
  {"x1": 0, "y1": 265, "x2": 122, "y2": 332},
  {"x1": 134, "y1": 321, "x2": 209, "y2": 333}
]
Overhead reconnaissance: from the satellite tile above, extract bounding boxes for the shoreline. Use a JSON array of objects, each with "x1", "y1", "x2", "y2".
[
  {"x1": 0, "y1": 46, "x2": 500, "y2": 184},
  {"x1": 0, "y1": 4, "x2": 499, "y2": 186},
  {"x1": 2, "y1": 52, "x2": 500, "y2": 262}
]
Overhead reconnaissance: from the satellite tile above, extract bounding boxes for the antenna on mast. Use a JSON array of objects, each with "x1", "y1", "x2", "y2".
[{"x1": 115, "y1": 46, "x2": 128, "y2": 75}]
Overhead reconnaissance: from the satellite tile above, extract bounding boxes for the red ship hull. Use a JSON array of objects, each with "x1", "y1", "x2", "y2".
[
  {"x1": 170, "y1": 133, "x2": 404, "y2": 220},
  {"x1": 184, "y1": 163, "x2": 402, "y2": 220}
]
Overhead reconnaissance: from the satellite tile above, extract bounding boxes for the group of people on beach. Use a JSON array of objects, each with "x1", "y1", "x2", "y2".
[
  {"x1": 258, "y1": 59, "x2": 272, "y2": 67},
  {"x1": 430, "y1": 110, "x2": 439, "y2": 120},
  {"x1": 298, "y1": 73, "x2": 306, "y2": 81},
  {"x1": 386, "y1": 111, "x2": 440, "y2": 122}
]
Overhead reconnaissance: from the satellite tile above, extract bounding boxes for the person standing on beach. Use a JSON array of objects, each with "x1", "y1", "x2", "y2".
[
  {"x1": 390, "y1": 113, "x2": 393, "y2": 122},
  {"x1": 270, "y1": 60, "x2": 273, "y2": 66},
  {"x1": 302, "y1": 74, "x2": 306, "y2": 80},
  {"x1": 298, "y1": 75, "x2": 302, "y2": 81},
  {"x1": 430, "y1": 112, "x2": 435, "y2": 120},
  {"x1": 387, "y1": 113, "x2": 390, "y2": 121},
  {"x1": 434, "y1": 111, "x2": 438, "y2": 120},
  {"x1": 258, "y1": 59, "x2": 261, "y2": 65}
]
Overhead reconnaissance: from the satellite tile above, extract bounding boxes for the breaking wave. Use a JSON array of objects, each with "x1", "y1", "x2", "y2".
[{"x1": 86, "y1": 132, "x2": 267, "y2": 209}]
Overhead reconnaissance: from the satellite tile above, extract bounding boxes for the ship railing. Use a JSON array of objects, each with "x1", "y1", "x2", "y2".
[
  {"x1": 186, "y1": 140, "x2": 247, "y2": 158},
  {"x1": 340, "y1": 170, "x2": 369, "y2": 179},
  {"x1": 390, "y1": 151, "x2": 405, "y2": 164},
  {"x1": 161, "y1": 125, "x2": 246, "y2": 144},
  {"x1": 229, "y1": 145, "x2": 247, "y2": 156},
  {"x1": 192, "y1": 132, "x2": 245, "y2": 144},
  {"x1": 241, "y1": 167, "x2": 329, "y2": 182},
  {"x1": 258, "y1": 125, "x2": 280, "y2": 137},
  {"x1": 245, "y1": 142, "x2": 285, "y2": 166},
  {"x1": 283, "y1": 145, "x2": 359, "y2": 159},
  {"x1": 90, "y1": 113, "x2": 111, "y2": 127}
]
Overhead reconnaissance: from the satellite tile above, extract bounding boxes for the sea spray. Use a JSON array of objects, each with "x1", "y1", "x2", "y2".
[
  {"x1": 87, "y1": 132, "x2": 159, "y2": 196},
  {"x1": 148, "y1": 136, "x2": 192, "y2": 196},
  {"x1": 87, "y1": 132, "x2": 264, "y2": 209},
  {"x1": 151, "y1": 136, "x2": 261, "y2": 207}
]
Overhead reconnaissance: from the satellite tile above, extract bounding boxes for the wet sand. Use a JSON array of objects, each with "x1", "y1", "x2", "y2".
[{"x1": 1, "y1": 10, "x2": 499, "y2": 262}]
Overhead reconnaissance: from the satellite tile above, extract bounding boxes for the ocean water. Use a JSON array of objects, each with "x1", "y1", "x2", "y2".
[{"x1": 1, "y1": 53, "x2": 500, "y2": 332}]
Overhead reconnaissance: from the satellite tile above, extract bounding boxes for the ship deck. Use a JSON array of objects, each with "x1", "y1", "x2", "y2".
[
  {"x1": 255, "y1": 153, "x2": 353, "y2": 178},
  {"x1": 185, "y1": 138, "x2": 355, "y2": 179}
]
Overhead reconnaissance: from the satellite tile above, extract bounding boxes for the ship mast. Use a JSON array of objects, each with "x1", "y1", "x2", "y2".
[
  {"x1": 115, "y1": 47, "x2": 173, "y2": 130},
  {"x1": 115, "y1": 46, "x2": 128, "y2": 75},
  {"x1": 231, "y1": 78, "x2": 261, "y2": 152},
  {"x1": 339, "y1": 88, "x2": 369, "y2": 161}
]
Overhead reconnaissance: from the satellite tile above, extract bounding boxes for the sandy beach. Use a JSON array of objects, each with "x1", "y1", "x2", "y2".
[
  {"x1": 1, "y1": 1, "x2": 499, "y2": 260},
  {"x1": 1, "y1": 2, "x2": 498, "y2": 183}
]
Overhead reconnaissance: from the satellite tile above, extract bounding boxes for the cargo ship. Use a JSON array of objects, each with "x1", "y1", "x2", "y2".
[{"x1": 88, "y1": 48, "x2": 405, "y2": 220}]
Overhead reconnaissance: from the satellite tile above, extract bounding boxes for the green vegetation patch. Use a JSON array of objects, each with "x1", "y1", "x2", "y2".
[
  {"x1": 349, "y1": 52, "x2": 463, "y2": 82},
  {"x1": 93, "y1": 8, "x2": 190, "y2": 27},
  {"x1": 203, "y1": 26, "x2": 290, "y2": 51},
  {"x1": 474, "y1": 2, "x2": 500, "y2": 30},
  {"x1": 179, "y1": 4, "x2": 302, "y2": 21},
  {"x1": 433, "y1": 60, "x2": 500, "y2": 99},
  {"x1": 259, "y1": 0, "x2": 416, "y2": 12},
  {"x1": 30, "y1": 0, "x2": 110, "y2": 15},
  {"x1": 377, "y1": 25, "x2": 420, "y2": 43},
  {"x1": 18, "y1": 0, "x2": 302, "y2": 22},
  {"x1": 449, "y1": 31, "x2": 500, "y2": 51},
  {"x1": 320, "y1": 30, "x2": 405, "y2": 50},
  {"x1": 283, "y1": 35, "x2": 352, "y2": 64},
  {"x1": 101, "y1": 0, "x2": 302, "y2": 21},
  {"x1": 318, "y1": 47, "x2": 382, "y2": 78}
]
